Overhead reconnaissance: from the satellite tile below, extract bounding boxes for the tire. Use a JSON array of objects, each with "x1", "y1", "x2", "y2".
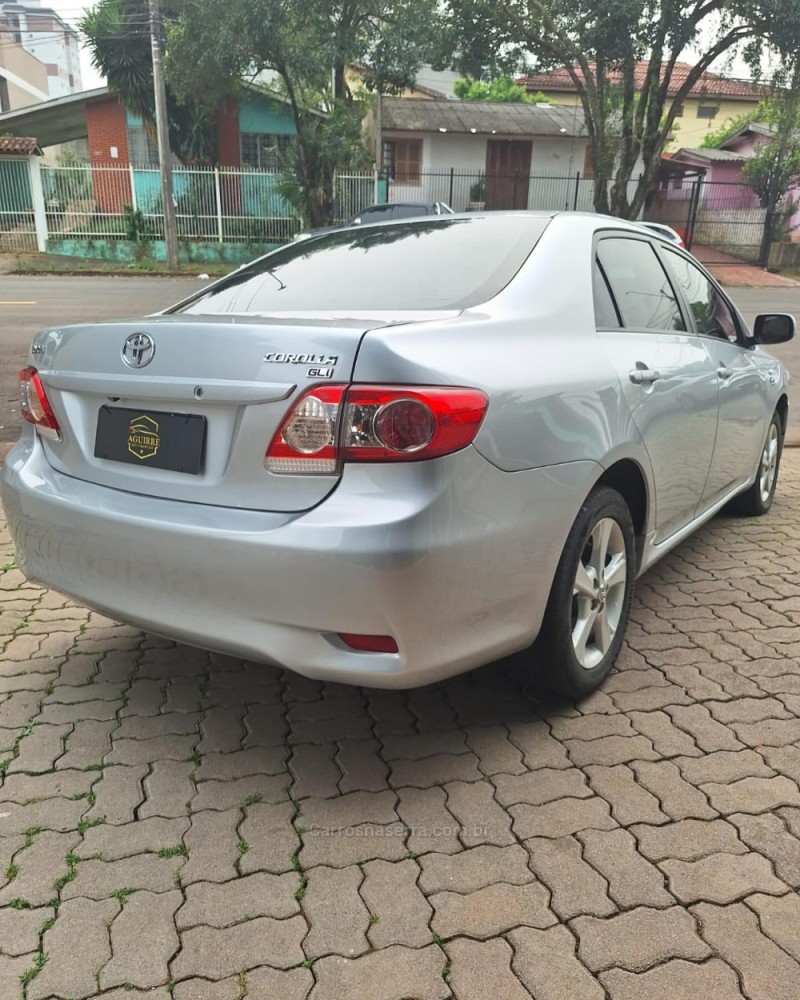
[
  {"x1": 533, "y1": 486, "x2": 636, "y2": 700},
  {"x1": 728, "y1": 411, "x2": 783, "y2": 517}
]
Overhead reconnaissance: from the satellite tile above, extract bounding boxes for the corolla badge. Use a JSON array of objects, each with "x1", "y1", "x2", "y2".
[{"x1": 122, "y1": 333, "x2": 156, "y2": 369}]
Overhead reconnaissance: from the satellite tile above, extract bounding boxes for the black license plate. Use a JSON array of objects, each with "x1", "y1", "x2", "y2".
[{"x1": 94, "y1": 406, "x2": 206, "y2": 475}]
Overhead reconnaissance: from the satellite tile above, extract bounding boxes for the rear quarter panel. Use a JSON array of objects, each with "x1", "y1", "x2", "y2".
[{"x1": 352, "y1": 215, "x2": 650, "y2": 478}]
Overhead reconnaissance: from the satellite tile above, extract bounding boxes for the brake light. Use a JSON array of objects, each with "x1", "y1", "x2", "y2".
[
  {"x1": 339, "y1": 633, "x2": 399, "y2": 653},
  {"x1": 19, "y1": 367, "x2": 60, "y2": 441},
  {"x1": 266, "y1": 384, "x2": 487, "y2": 473}
]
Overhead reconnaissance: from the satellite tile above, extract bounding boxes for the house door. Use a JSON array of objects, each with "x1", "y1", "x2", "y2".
[{"x1": 485, "y1": 140, "x2": 532, "y2": 210}]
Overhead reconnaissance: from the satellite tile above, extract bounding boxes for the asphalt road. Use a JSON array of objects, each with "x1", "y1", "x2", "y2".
[{"x1": 1, "y1": 275, "x2": 799, "y2": 446}]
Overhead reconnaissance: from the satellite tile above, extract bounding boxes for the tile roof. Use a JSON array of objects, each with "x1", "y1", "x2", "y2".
[
  {"x1": 382, "y1": 97, "x2": 586, "y2": 136},
  {"x1": 675, "y1": 147, "x2": 747, "y2": 162},
  {"x1": 0, "y1": 136, "x2": 42, "y2": 155},
  {"x1": 519, "y1": 61, "x2": 765, "y2": 100}
]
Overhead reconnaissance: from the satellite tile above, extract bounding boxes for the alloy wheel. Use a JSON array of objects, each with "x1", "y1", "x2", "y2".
[{"x1": 571, "y1": 517, "x2": 628, "y2": 670}]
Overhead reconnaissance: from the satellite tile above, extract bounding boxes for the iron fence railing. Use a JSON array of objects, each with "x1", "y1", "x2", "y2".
[{"x1": 2, "y1": 159, "x2": 795, "y2": 265}]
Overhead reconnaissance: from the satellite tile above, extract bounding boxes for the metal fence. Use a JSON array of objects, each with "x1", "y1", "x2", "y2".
[
  {"x1": 34, "y1": 163, "x2": 378, "y2": 245},
  {"x1": 1, "y1": 159, "x2": 788, "y2": 266},
  {"x1": 646, "y1": 177, "x2": 777, "y2": 265}
]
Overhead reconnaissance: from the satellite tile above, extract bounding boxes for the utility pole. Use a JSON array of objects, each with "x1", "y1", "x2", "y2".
[{"x1": 149, "y1": 0, "x2": 179, "y2": 269}]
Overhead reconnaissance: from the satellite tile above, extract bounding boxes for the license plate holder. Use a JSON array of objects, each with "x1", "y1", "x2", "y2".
[{"x1": 94, "y1": 406, "x2": 206, "y2": 475}]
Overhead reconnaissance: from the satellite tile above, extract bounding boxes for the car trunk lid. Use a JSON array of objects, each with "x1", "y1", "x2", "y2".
[{"x1": 32, "y1": 314, "x2": 373, "y2": 512}]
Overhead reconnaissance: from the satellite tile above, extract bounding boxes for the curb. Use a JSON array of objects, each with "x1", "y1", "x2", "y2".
[{"x1": 11, "y1": 268, "x2": 211, "y2": 279}]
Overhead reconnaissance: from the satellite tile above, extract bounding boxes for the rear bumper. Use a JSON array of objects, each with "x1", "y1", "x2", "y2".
[{"x1": 1, "y1": 432, "x2": 599, "y2": 687}]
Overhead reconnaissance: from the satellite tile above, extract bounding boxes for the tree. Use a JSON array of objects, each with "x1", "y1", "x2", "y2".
[
  {"x1": 700, "y1": 107, "x2": 765, "y2": 149},
  {"x1": 442, "y1": 0, "x2": 800, "y2": 218},
  {"x1": 163, "y1": 0, "x2": 443, "y2": 227},
  {"x1": 453, "y1": 76, "x2": 548, "y2": 102},
  {"x1": 81, "y1": 0, "x2": 217, "y2": 163},
  {"x1": 741, "y1": 60, "x2": 800, "y2": 262}
]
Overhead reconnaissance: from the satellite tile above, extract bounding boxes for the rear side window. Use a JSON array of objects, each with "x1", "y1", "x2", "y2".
[
  {"x1": 176, "y1": 215, "x2": 550, "y2": 314},
  {"x1": 393, "y1": 205, "x2": 430, "y2": 219},
  {"x1": 661, "y1": 248, "x2": 739, "y2": 342},
  {"x1": 597, "y1": 237, "x2": 686, "y2": 332}
]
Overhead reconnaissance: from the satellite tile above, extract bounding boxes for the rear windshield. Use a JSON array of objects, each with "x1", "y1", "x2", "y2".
[{"x1": 176, "y1": 214, "x2": 550, "y2": 315}]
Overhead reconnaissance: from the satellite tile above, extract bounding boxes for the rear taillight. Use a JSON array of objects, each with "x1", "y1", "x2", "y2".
[
  {"x1": 266, "y1": 384, "x2": 487, "y2": 474},
  {"x1": 19, "y1": 367, "x2": 60, "y2": 441}
]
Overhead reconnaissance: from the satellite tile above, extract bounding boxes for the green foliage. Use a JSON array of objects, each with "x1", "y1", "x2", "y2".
[
  {"x1": 122, "y1": 204, "x2": 157, "y2": 242},
  {"x1": 443, "y1": 0, "x2": 800, "y2": 218},
  {"x1": 163, "y1": 0, "x2": 440, "y2": 226},
  {"x1": 700, "y1": 108, "x2": 765, "y2": 148},
  {"x1": 453, "y1": 76, "x2": 546, "y2": 102},
  {"x1": 80, "y1": 0, "x2": 217, "y2": 163}
]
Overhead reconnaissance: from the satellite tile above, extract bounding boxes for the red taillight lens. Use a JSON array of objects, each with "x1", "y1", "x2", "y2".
[
  {"x1": 19, "y1": 366, "x2": 60, "y2": 441},
  {"x1": 266, "y1": 385, "x2": 487, "y2": 473},
  {"x1": 341, "y1": 386, "x2": 488, "y2": 463},
  {"x1": 339, "y1": 633, "x2": 399, "y2": 653}
]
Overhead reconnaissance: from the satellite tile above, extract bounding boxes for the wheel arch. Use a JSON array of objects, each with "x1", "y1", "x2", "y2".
[
  {"x1": 776, "y1": 393, "x2": 789, "y2": 436},
  {"x1": 592, "y1": 458, "x2": 650, "y2": 569}
]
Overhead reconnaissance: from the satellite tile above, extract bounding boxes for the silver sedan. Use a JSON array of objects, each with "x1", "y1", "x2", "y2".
[{"x1": 1, "y1": 212, "x2": 793, "y2": 696}]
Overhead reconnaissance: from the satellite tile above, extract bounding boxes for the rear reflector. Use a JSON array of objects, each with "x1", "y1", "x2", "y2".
[
  {"x1": 19, "y1": 367, "x2": 60, "y2": 441},
  {"x1": 339, "y1": 633, "x2": 399, "y2": 653},
  {"x1": 266, "y1": 384, "x2": 487, "y2": 474}
]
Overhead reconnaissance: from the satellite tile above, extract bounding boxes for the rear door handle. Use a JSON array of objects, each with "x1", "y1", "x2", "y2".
[
  {"x1": 717, "y1": 365, "x2": 734, "y2": 380},
  {"x1": 629, "y1": 368, "x2": 661, "y2": 385}
]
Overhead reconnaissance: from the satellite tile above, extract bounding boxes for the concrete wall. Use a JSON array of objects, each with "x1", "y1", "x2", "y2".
[
  {"x1": 0, "y1": 38, "x2": 48, "y2": 110},
  {"x1": 45, "y1": 236, "x2": 277, "y2": 265}
]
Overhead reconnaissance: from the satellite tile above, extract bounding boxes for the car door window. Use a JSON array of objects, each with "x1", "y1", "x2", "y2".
[
  {"x1": 355, "y1": 206, "x2": 393, "y2": 224},
  {"x1": 662, "y1": 248, "x2": 739, "y2": 342},
  {"x1": 393, "y1": 205, "x2": 427, "y2": 219},
  {"x1": 593, "y1": 260, "x2": 622, "y2": 328},
  {"x1": 597, "y1": 238, "x2": 686, "y2": 332}
]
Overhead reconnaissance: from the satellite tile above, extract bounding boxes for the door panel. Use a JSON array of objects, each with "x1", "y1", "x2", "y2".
[
  {"x1": 599, "y1": 332, "x2": 720, "y2": 541},
  {"x1": 595, "y1": 237, "x2": 719, "y2": 542},
  {"x1": 655, "y1": 245, "x2": 768, "y2": 505},
  {"x1": 485, "y1": 141, "x2": 531, "y2": 210},
  {"x1": 701, "y1": 339, "x2": 767, "y2": 504}
]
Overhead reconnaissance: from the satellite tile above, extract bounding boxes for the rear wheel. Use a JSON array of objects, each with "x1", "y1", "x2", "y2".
[
  {"x1": 534, "y1": 486, "x2": 636, "y2": 699},
  {"x1": 728, "y1": 412, "x2": 783, "y2": 517}
]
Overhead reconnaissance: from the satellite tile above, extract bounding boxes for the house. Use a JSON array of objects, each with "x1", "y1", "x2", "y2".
[
  {"x1": 0, "y1": 0, "x2": 82, "y2": 98},
  {"x1": 0, "y1": 85, "x2": 304, "y2": 214},
  {"x1": 379, "y1": 96, "x2": 589, "y2": 211},
  {"x1": 518, "y1": 62, "x2": 765, "y2": 151}
]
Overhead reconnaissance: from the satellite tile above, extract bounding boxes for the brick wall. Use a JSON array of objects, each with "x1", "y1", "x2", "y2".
[{"x1": 86, "y1": 97, "x2": 132, "y2": 214}]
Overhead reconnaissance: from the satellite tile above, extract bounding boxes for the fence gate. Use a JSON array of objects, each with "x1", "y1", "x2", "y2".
[
  {"x1": 648, "y1": 177, "x2": 767, "y2": 266},
  {"x1": 0, "y1": 157, "x2": 37, "y2": 253}
]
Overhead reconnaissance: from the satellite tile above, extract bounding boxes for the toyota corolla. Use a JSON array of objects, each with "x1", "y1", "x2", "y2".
[{"x1": 1, "y1": 212, "x2": 793, "y2": 696}]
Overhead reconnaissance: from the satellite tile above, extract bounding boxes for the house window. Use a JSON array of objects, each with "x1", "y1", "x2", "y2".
[
  {"x1": 384, "y1": 139, "x2": 422, "y2": 184},
  {"x1": 671, "y1": 176, "x2": 684, "y2": 190},
  {"x1": 127, "y1": 119, "x2": 159, "y2": 166},
  {"x1": 240, "y1": 133, "x2": 294, "y2": 170},
  {"x1": 697, "y1": 105, "x2": 719, "y2": 119},
  {"x1": 674, "y1": 103, "x2": 684, "y2": 117}
]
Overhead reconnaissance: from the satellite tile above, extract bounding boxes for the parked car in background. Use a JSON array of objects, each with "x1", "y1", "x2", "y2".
[
  {"x1": 636, "y1": 221, "x2": 685, "y2": 247},
  {"x1": 294, "y1": 201, "x2": 453, "y2": 240},
  {"x1": 2, "y1": 212, "x2": 793, "y2": 698}
]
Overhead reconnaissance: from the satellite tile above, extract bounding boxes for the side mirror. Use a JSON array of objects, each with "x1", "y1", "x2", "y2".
[{"x1": 754, "y1": 313, "x2": 795, "y2": 345}]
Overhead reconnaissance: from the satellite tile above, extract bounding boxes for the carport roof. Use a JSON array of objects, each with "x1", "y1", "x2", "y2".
[
  {"x1": 0, "y1": 87, "x2": 111, "y2": 147},
  {"x1": 382, "y1": 97, "x2": 586, "y2": 137}
]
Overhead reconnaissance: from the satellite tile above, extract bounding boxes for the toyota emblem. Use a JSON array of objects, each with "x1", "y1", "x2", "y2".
[{"x1": 122, "y1": 333, "x2": 156, "y2": 369}]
